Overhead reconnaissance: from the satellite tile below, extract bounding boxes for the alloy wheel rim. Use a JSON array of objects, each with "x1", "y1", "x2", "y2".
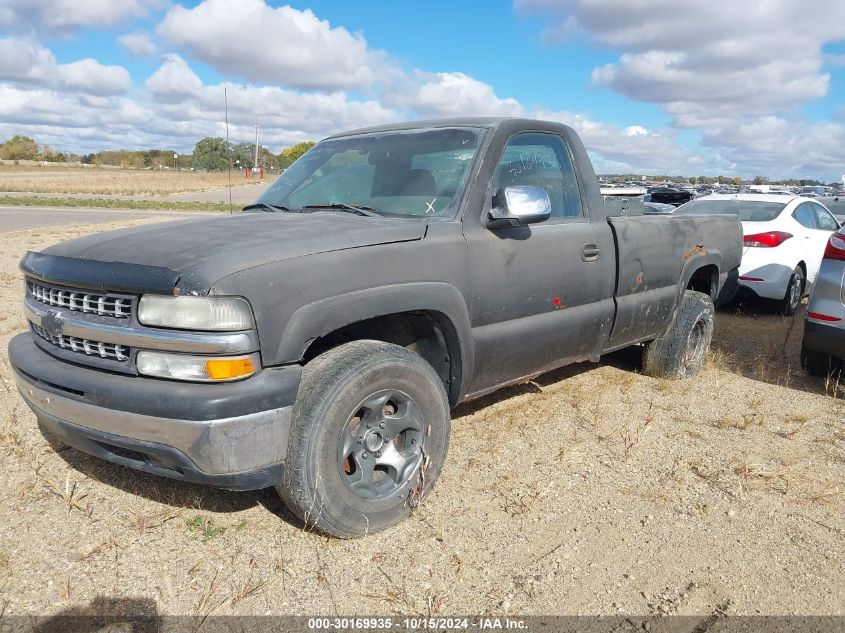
[
  {"x1": 337, "y1": 389, "x2": 424, "y2": 499},
  {"x1": 789, "y1": 276, "x2": 801, "y2": 309}
]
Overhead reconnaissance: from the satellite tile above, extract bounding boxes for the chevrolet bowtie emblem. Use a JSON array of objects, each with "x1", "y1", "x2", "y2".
[{"x1": 42, "y1": 310, "x2": 64, "y2": 337}]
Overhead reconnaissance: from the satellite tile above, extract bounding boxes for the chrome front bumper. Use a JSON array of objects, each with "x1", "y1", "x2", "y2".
[{"x1": 9, "y1": 333, "x2": 300, "y2": 490}]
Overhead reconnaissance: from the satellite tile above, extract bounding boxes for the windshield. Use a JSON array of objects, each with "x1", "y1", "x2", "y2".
[
  {"x1": 257, "y1": 127, "x2": 485, "y2": 218},
  {"x1": 676, "y1": 199, "x2": 786, "y2": 222}
]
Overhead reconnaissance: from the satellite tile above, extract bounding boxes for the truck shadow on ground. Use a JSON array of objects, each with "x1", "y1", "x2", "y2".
[
  {"x1": 454, "y1": 347, "x2": 641, "y2": 419},
  {"x1": 42, "y1": 430, "x2": 302, "y2": 526},
  {"x1": 19, "y1": 596, "x2": 159, "y2": 633}
]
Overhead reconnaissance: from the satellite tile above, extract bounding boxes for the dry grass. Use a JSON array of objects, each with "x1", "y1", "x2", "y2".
[{"x1": 0, "y1": 166, "x2": 270, "y2": 196}]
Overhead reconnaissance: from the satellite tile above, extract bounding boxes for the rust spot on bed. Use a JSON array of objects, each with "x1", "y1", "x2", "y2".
[{"x1": 683, "y1": 244, "x2": 705, "y2": 262}]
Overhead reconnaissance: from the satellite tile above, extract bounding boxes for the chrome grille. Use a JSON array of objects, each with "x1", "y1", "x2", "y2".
[
  {"x1": 27, "y1": 280, "x2": 131, "y2": 318},
  {"x1": 31, "y1": 323, "x2": 130, "y2": 362}
]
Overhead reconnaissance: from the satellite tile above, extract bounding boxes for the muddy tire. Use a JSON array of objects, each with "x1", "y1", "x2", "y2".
[
  {"x1": 779, "y1": 267, "x2": 804, "y2": 317},
  {"x1": 277, "y1": 340, "x2": 450, "y2": 538},
  {"x1": 642, "y1": 290, "x2": 714, "y2": 379}
]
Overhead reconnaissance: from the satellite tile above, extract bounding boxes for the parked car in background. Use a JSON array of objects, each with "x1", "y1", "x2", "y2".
[
  {"x1": 800, "y1": 186, "x2": 830, "y2": 198},
  {"x1": 677, "y1": 194, "x2": 840, "y2": 315},
  {"x1": 819, "y1": 196, "x2": 845, "y2": 224},
  {"x1": 643, "y1": 201, "x2": 676, "y2": 215},
  {"x1": 646, "y1": 186, "x2": 695, "y2": 207},
  {"x1": 802, "y1": 228, "x2": 845, "y2": 377}
]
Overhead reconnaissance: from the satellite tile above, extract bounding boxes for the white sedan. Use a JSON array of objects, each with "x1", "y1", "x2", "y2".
[{"x1": 676, "y1": 194, "x2": 840, "y2": 314}]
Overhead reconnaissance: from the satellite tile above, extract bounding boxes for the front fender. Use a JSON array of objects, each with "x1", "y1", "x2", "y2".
[{"x1": 275, "y1": 282, "x2": 474, "y2": 400}]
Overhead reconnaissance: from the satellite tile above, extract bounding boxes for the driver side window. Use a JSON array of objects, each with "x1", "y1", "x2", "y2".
[{"x1": 492, "y1": 133, "x2": 583, "y2": 220}]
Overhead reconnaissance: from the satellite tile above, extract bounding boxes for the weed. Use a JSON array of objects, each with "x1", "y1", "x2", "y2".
[
  {"x1": 186, "y1": 515, "x2": 226, "y2": 542},
  {"x1": 193, "y1": 568, "x2": 227, "y2": 630},
  {"x1": 231, "y1": 575, "x2": 270, "y2": 607},
  {"x1": 803, "y1": 485, "x2": 844, "y2": 505},
  {"x1": 620, "y1": 406, "x2": 654, "y2": 460},
  {"x1": 42, "y1": 472, "x2": 92, "y2": 517},
  {"x1": 716, "y1": 413, "x2": 765, "y2": 430},
  {"x1": 122, "y1": 509, "x2": 181, "y2": 535},
  {"x1": 494, "y1": 480, "x2": 548, "y2": 517},
  {"x1": 79, "y1": 536, "x2": 122, "y2": 562},
  {"x1": 778, "y1": 414, "x2": 810, "y2": 439}
]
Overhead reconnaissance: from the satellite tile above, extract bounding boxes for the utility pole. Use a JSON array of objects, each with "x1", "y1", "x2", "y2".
[{"x1": 253, "y1": 117, "x2": 259, "y2": 172}]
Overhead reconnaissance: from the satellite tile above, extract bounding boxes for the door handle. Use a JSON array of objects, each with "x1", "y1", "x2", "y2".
[{"x1": 581, "y1": 243, "x2": 601, "y2": 262}]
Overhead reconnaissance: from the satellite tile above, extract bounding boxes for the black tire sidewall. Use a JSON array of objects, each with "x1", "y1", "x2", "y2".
[
  {"x1": 782, "y1": 268, "x2": 803, "y2": 315},
  {"x1": 679, "y1": 297, "x2": 714, "y2": 377},
  {"x1": 283, "y1": 343, "x2": 450, "y2": 536},
  {"x1": 643, "y1": 290, "x2": 714, "y2": 378}
]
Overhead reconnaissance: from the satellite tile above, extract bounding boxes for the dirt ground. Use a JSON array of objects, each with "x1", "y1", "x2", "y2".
[{"x1": 0, "y1": 216, "x2": 842, "y2": 621}]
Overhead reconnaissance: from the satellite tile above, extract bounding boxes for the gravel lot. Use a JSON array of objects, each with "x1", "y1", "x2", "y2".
[{"x1": 0, "y1": 216, "x2": 842, "y2": 621}]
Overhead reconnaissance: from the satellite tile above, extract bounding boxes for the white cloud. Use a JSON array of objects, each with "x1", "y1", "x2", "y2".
[
  {"x1": 517, "y1": 0, "x2": 845, "y2": 128},
  {"x1": 534, "y1": 108, "x2": 726, "y2": 174},
  {"x1": 0, "y1": 0, "x2": 158, "y2": 31},
  {"x1": 0, "y1": 52, "x2": 401, "y2": 154},
  {"x1": 60, "y1": 59, "x2": 131, "y2": 96},
  {"x1": 0, "y1": 38, "x2": 57, "y2": 84},
  {"x1": 145, "y1": 54, "x2": 204, "y2": 100},
  {"x1": 386, "y1": 71, "x2": 524, "y2": 118},
  {"x1": 157, "y1": 0, "x2": 392, "y2": 90},
  {"x1": 702, "y1": 117, "x2": 845, "y2": 179},
  {"x1": 0, "y1": 38, "x2": 130, "y2": 95},
  {"x1": 118, "y1": 32, "x2": 157, "y2": 58}
]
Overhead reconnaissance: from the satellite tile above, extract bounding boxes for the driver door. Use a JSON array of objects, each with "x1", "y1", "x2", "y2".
[{"x1": 464, "y1": 132, "x2": 616, "y2": 395}]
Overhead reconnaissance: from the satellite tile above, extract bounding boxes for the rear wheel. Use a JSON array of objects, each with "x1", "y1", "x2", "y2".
[
  {"x1": 643, "y1": 290, "x2": 714, "y2": 379},
  {"x1": 801, "y1": 344, "x2": 840, "y2": 379},
  {"x1": 278, "y1": 340, "x2": 450, "y2": 538},
  {"x1": 779, "y1": 267, "x2": 804, "y2": 316}
]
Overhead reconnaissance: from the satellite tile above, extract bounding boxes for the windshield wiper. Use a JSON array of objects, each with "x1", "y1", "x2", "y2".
[
  {"x1": 242, "y1": 202, "x2": 292, "y2": 213},
  {"x1": 302, "y1": 203, "x2": 381, "y2": 217}
]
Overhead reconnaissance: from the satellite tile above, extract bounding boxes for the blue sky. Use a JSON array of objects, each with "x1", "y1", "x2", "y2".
[{"x1": 2, "y1": 0, "x2": 845, "y2": 181}]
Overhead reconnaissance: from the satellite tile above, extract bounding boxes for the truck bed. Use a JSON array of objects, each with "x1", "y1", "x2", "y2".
[{"x1": 605, "y1": 214, "x2": 742, "y2": 352}]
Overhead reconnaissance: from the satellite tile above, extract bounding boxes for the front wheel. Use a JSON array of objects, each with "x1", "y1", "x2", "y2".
[
  {"x1": 278, "y1": 340, "x2": 451, "y2": 538},
  {"x1": 642, "y1": 290, "x2": 715, "y2": 379}
]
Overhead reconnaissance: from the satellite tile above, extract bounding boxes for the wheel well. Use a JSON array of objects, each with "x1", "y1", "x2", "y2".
[
  {"x1": 686, "y1": 264, "x2": 719, "y2": 299},
  {"x1": 797, "y1": 261, "x2": 807, "y2": 277},
  {"x1": 302, "y1": 311, "x2": 461, "y2": 405}
]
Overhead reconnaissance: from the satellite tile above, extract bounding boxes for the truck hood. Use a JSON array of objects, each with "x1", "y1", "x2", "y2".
[{"x1": 34, "y1": 212, "x2": 427, "y2": 294}]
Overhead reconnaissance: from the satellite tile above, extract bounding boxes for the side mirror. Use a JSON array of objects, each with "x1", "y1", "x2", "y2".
[{"x1": 487, "y1": 186, "x2": 551, "y2": 229}]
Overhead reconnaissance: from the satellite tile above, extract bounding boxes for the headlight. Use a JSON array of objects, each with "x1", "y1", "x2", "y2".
[
  {"x1": 138, "y1": 295, "x2": 255, "y2": 331},
  {"x1": 136, "y1": 351, "x2": 257, "y2": 382}
]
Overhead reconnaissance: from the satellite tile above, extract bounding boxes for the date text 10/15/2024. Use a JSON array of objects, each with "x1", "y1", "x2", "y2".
[{"x1": 307, "y1": 617, "x2": 528, "y2": 630}]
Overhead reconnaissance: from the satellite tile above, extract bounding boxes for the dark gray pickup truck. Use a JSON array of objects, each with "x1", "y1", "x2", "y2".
[{"x1": 10, "y1": 118, "x2": 741, "y2": 537}]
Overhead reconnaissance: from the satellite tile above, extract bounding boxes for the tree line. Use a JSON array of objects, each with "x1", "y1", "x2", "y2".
[
  {"x1": 0, "y1": 135, "x2": 316, "y2": 171},
  {"x1": 1, "y1": 135, "x2": 838, "y2": 186}
]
